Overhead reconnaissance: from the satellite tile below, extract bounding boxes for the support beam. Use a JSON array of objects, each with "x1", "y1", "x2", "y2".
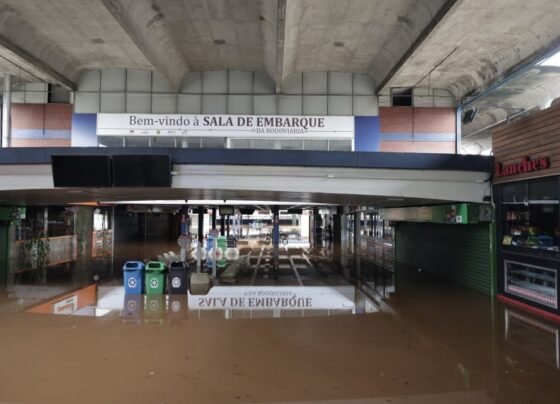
[
  {"x1": 275, "y1": 0, "x2": 287, "y2": 93},
  {"x1": 376, "y1": 0, "x2": 459, "y2": 95},
  {"x1": 2, "y1": 74, "x2": 11, "y2": 148},
  {"x1": 0, "y1": 35, "x2": 76, "y2": 90},
  {"x1": 100, "y1": 0, "x2": 188, "y2": 91}
]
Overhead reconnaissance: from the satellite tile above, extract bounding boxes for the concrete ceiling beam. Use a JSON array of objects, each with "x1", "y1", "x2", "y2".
[
  {"x1": 259, "y1": 0, "x2": 279, "y2": 88},
  {"x1": 0, "y1": 5, "x2": 78, "y2": 89},
  {"x1": 275, "y1": 0, "x2": 287, "y2": 93},
  {"x1": 100, "y1": 0, "x2": 189, "y2": 92},
  {"x1": 0, "y1": 36, "x2": 76, "y2": 90},
  {"x1": 376, "y1": 0, "x2": 459, "y2": 95}
]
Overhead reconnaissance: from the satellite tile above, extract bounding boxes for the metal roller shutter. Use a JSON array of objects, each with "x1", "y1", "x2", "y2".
[
  {"x1": 0, "y1": 224, "x2": 8, "y2": 287},
  {"x1": 395, "y1": 222, "x2": 492, "y2": 295}
]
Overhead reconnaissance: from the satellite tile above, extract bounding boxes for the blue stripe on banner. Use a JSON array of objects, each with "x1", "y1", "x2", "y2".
[
  {"x1": 11, "y1": 129, "x2": 44, "y2": 139},
  {"x1": 44, "y1": 130, "x2": 71, "y2": 139},
  {"x1": 381, "y1": 132, "x2": 456, "y2": 142}
]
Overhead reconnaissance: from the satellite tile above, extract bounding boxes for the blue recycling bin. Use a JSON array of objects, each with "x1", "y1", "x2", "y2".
[{"x1": 123, "y1": 261, "x2": 145, "y2": 294}]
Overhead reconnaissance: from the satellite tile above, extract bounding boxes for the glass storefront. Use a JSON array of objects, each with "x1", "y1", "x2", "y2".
[
  {"x1": 98, "y1": 136, "x2": 352, "y2": 151},
  {"x1": 500, "y1": 177, "x2": 559, "y2": 251},
  {"x1": 496, "y1": 175, "x2": 560, "y2": 314}
]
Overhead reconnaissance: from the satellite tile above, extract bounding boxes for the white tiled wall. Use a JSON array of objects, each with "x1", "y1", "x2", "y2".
[{"x1": 73, "y1": 69, "x2": 381, "y2": 116}]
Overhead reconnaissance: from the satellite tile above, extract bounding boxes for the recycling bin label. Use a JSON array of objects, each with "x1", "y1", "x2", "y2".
[
  {"x1": 172, "y1": 277, "x2": 181, "y2": 288},
  {"x1": 127, "y1": 300, "x2": 137, "y2": 311},
  {"x1": 150, "y1": 278, "x2": 159, "y2": 288},
  {"x1": 150, "y1": 299, "x2": 160, "y2": 311},
  {"x1": 171, "y1": 300, "x2": 181, "y2": 312}
]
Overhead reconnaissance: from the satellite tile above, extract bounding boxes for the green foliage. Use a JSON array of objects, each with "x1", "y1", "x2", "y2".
[{"x1": 23, "y1": 228, "x2": 50, "y2": 283}]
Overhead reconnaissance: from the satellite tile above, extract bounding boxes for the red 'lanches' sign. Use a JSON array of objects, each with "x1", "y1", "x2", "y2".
[{"x1": 494, "y1": 156, "x2": 551, "y2": 178}]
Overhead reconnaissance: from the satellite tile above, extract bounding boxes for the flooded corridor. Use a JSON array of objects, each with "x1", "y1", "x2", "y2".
[{"x1": 0, "y1": 262, "x2": 559, "y2": 404}]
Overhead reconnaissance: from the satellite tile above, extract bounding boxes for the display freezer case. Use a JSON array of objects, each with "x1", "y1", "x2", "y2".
[{"x1": 504, "y1": 260, "x2": 558, "y2": 309}]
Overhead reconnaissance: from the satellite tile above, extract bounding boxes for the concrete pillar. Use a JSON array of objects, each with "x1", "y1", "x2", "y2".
[
  {"x1": 272, "y1": 206, "x2": 279, "y2": 270},
  {"x1": 340, "y1": 206, "x2": 349, "y2": 269},
  {"x1": 313, "y1": 209, "x2": 322, "y2": 246},
  {"x1": 354, "y1": 211, "x2": 361, "y2": 256},
  {"x1": 333, "y1": 207, "x2": 342, "y2": 268},
  {"x1": 2, "y1": 74, "x2": 11, "y2": 148},
  {"x1": 340, "y1": 208, "x2": 347, "y2": 250}
]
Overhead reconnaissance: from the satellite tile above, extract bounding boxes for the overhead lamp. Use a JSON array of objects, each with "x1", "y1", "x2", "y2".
[{"x1": 462, "y1": 107, "x2": 478, "y2": 124}]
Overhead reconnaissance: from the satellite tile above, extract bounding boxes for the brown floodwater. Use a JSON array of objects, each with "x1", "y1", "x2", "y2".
[{"x1": 0, "y1": 265, "x2": 559, "y2": 403}]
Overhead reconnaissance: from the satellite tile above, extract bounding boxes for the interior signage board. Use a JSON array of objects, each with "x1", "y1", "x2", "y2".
[
  {"x1": 494, "y1": 156, "x2": 551, "y2": 178},
  {"x1": 97, "y1": 113, "x2": 354, "y2": 139}
]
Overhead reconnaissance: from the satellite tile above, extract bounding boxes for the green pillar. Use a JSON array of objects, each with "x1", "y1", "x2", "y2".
[{"x1": 0, "y1": 222, "x2": 8, "y2": 288}]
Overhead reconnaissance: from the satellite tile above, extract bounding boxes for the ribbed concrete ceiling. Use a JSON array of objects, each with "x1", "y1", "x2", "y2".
[
  {"x1": 0, "y1": 0, "x2": 152, "y2": 86},
  {"x1": 0, "y1": 0, "x2": 558, "y2": 104},
  {"x1": 380, "y1": 0, "x2": 560, "y2": 98},
  {"x1": 283, "y1": 0, "x2": 447, "y2": 83}
]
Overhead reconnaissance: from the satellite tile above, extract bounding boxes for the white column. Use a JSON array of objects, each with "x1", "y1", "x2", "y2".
[{"x1": 2, "y1": 74, "x2": 11, "y2": 148}]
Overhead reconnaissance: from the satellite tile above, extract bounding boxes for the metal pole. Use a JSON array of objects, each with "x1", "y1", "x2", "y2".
[
  {"x1": 211, "y1": 208, "x2": 217, "y2": 230},
  {"x1": 197, "y1": 206, "x2": 204, "y2": 273},
  {"x1": 197, "y1": 206, "x2": 204, "y2": 243},
  {"x1": 272, "y1": 206, "x2": 279, "y2": 271},
  {"x1": 2, "y1": 74, "x2": 11, "y2": 148},
  {"x1": 220, "y1": 215, "x2": 225, "y2": 236},
  {"x1": 226, "y1": 215, "x2": 230, "y2": 237},
  {"x1": 212, "y1": 243, "x2": 217, "y2": 278}
]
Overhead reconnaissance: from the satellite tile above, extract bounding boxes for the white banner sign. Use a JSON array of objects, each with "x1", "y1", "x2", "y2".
[
  {"x1": 97, "y1": 113, "x2": 354, "y2": 139},
  {"x1": 188, "y1": 286, "x2": 355, "y2": 310}
]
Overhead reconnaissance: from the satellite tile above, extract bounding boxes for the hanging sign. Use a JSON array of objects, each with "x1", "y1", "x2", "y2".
[{"x1": 97, "y1": 113, "x2": 354, "y2": 139}]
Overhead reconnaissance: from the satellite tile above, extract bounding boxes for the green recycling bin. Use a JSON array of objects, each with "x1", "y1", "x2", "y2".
[{"x1": 145, "y1": 261, "x2": 167, "y2": 295}]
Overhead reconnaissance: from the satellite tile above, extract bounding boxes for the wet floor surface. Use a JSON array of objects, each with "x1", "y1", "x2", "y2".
[{"x1": 1, "y1": 263, "x2": 560, "y2": 403}]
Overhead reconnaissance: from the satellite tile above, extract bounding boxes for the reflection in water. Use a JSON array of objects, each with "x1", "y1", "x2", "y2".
[
  {"x1": 1, "y1": 263, "x2": 560, "y2": 403},
  {"x1": 505, "y1": 308, "x2": 560, "y2": 369},
  {"x1": 24, "y1": 284, "x2": 370, "y2": 321}
]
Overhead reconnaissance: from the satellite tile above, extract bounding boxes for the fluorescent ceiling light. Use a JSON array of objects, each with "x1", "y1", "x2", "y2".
[
  {"x1": 106, "y1": 200, "x2": 186, "y2": 205},
  {"x1": 103, "y1": 200, "x2": 331, "y2": 206}
]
